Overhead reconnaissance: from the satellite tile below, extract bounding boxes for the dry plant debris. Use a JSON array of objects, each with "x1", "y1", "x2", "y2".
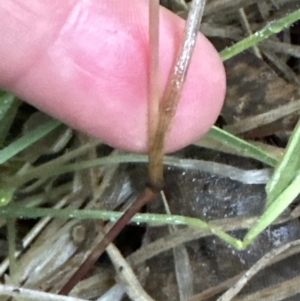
[{"x1": 1, "y1": 1, "x2": 300, "y2": 301}]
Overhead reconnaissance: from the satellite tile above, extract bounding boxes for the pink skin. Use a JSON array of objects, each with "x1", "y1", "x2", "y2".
[{"x1": 0, "y1": 0, "x2": 226, "y2": 153}]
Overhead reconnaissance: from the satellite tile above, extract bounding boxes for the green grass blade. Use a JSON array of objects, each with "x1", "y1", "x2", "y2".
[
  {"x1": 0, "y1": 204, "x2": 243, "y2": 249},
  {"x1": 0, "y1": 91, "x2": 20, "y2": 146},
  {"x1": 0, "y1": 119, "x2": 61, "y2": 164},
  {"x1": 0, "y1": 91, "x2": 14, "y2": 121},
  {"x1": 244, "y1": 172, "x2": 300, "y2": 247},
  {"x1": 205, "y1": 126, "x2": 278, "y2": 167},
  {"x1": 0, "y1": 187, "x2": 14, "y2": 207},
  {"x1": 266, "y1": 118, "x2": 300, "y2": 206},
  {"x1": 220, "y1": 8, "x2": 300, "y2": 61}
]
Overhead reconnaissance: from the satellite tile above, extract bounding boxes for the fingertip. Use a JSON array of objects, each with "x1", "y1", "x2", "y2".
[{"x1": 0, "y1": 0, "x2": 226, "y2": 153}]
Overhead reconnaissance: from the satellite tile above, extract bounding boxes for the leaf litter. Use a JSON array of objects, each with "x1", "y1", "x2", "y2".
[{"x1": 1, "y1": 0, "x2": 300, "y2": 301}]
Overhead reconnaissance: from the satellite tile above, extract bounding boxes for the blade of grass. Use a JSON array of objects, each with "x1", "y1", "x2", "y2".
[
  {"x1": 0, "y1": 284, "x2": 87, "y2": 301},
  {"x1": 0, "y1": 91, "x2": 20, "y2": 147},
  {"x1": 0, "y1": 204, "x2": 242, "y2": 248},
  {"x1": 6, "y1": 218, "x2": 17, "y2": 277},
  {"x1": 0, "y1": 91, "x2": 15, "y2": 121},
  {"x1": 0, "y1": 187, "x2": 14, "y2": 207},
  {"x1": 244, "y1": 171, "x2": 300, "y2": 246},
  {"x1": 0, "y1": 119, "x2": 61, "y2": 164},
  {"x1": 11, "y1": 151, "x2": 272, "y2": 189},
  {"x1": 204, "y1": 126, "x2": 279, "y2": 167},
  {"x1": 220, "y1": 8, "x2": 300, "y2": 61},
  {"x1": 266, "y1": 118, "x2": 300, "y2": 207}
]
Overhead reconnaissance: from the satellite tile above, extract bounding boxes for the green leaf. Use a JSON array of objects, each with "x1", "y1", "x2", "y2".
[
  {"x1": 220, "y1": 8, "x2": 300, "y2": 61},
  {"x1": 266, "y1": 118, "x2": 300, "y2": 206},
  {"x1": 205, "y1": 126, "x2": 278, "y2": 167},
  {"x1": 245, "y1": 171, "x2": 300, "y2": 245},
  {"x1": 0, "y1": 119, "x2": 61, "y2": 164},
  {"x1": 0, "y1": 91, "x2": 20, "y2": 146},
  {"x1": 0, "y1": 90, "x2": 14, "y2": 121},
  {"x1": 0, "y1": 186, "x2": 14, "y2": 207}
]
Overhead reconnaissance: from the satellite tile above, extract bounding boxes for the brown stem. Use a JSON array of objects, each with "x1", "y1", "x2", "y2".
[
  {"x1": 148, "y1": 0, "x2": 206, "y2": 186},
  {"x1": 59, "y1": 186, "x2": 157, "y2": 295},
  {"x1": 60, "y1": 0, "x2": 206, "y2": 296}
]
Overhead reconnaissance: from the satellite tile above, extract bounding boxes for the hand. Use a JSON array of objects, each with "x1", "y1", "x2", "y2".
[{"x1": 0, "y1": 0, "x2": 226, "y2": 152}]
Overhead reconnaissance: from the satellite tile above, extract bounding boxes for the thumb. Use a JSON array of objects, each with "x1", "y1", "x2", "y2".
[{"x1": 0, "y1": 0, "x2": 226, "y2": 153}]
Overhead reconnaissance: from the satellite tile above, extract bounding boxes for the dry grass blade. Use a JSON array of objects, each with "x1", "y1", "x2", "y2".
[
  {"x1": 0, "y1": 194, "x2": 71, "y2": 277},
  {"x1": 187, "y1": 273, "x2": 244, "y2": 301},
  {"x1": 232, "y1": 275, "x2": 300, "y2": 301},
  {"x1": 217, "y1": 239, "x2": 300, "y2": 301},
  {"x1": 106, "y1": 243, "x2": 156, "y2": 301},
  {"x1": 0, "y1": 284, "x2": 87, "y2": 301},
  {"x1": 161, "y1": 191, "x2": 194, "y2": 300},
  {"x1": 224, "y1": 98, "x2": 300, "y2": 134},
  {"x1": 187, "y1": 240, "x2": 300, "y2": 301}
]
